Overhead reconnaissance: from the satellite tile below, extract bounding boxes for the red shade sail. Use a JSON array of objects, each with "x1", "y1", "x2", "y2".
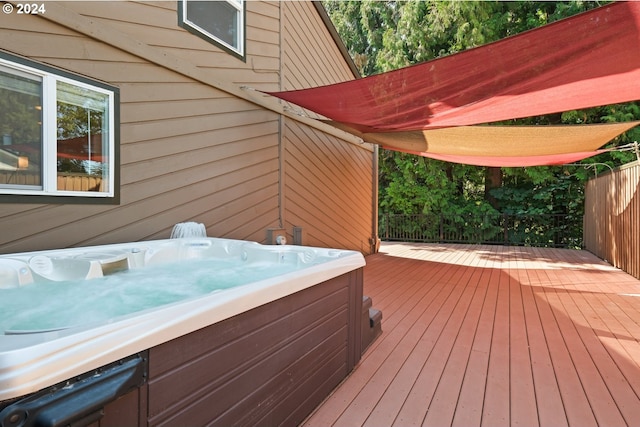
[{"x1": 268, "y1": 2, "x2": 640, "y2": 134}]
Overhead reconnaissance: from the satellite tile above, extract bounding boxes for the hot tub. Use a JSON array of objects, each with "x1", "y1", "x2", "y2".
[{"x1": 0, "y1": 238, "x2": 367, "y2": 426}]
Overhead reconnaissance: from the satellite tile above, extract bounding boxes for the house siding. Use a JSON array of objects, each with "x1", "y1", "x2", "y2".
[
  {"x1": 283, "y1": 120, "x2": 374, "y2": 252},
  {"x1": 0, "y1": 1, "x2": 375, "y2": 254},
  {"x1": 280, "y1": 1, "x2": 375, "y2": 252},
  {"x1": 281, "y1": 1, "x2": 354, "y2": 91}
]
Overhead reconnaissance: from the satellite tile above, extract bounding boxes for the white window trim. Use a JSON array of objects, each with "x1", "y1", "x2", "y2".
[
  {"x1": 0, "y1": 57, "x2": 116, "y2": 199},
  {"x1": 180, "y1": 0, "x2": 245, "y2": 58}
]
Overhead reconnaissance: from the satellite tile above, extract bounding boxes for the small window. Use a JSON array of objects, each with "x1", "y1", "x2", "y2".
[
  {"x1": 179, "y1": 0, "x2": 245, "y2": 60},
  {"x1": 0, "y1": 52, "x2": 119, "y2": 203}
]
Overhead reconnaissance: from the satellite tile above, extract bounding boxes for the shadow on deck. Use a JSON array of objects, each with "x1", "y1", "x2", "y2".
[{"x1": 304, "y1": 242, "x2": 640, "y2": 427}]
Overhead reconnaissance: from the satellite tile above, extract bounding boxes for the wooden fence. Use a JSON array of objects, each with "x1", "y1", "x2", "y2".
[
  {"x1": 584, "y1": 160, "x2": 640, "y2": 279},
  {"x1": 0, "y1": 172, "x2": 104, "y2": 192}
]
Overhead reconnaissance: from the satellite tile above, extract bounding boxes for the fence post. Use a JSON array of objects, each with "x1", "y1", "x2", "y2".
[
  {"x1": 503, "y1": 213, "x2": 508, "y2": 245},
  {"x1": 384, "y1": 213, "x2": 389, "y2": 240}
]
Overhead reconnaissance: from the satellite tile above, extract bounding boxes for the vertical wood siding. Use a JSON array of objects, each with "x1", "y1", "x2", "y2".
[
  {"x1": 584, "y1": 161, "x2": 640, "y2": 279},
  {"x1": 0, "y1": 1, "x2": 375, "y2": 255}
]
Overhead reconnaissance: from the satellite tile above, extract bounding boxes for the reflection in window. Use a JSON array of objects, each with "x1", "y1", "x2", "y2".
[
  {"x1": 187, "y1": 1, "x2": 238, "y2": 48},
  {"x1": 180, "y1": 0, "x2": 244, "y2": 58},
  {"x1": 0, "y1": 53, "x2": 118, "y2": 202},
  {"x1": 0, "y1": 66, "x2": 42, "y2": 189},
  {"x1": 57, "y1": 82, "x2": 109, "y2": 192}
]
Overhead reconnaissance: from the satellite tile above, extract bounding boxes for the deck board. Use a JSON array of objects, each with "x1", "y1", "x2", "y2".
[
  {"x1": 520, "y1": 271, "x2": 567, "y2": 427},
  {"x1": 509, "y1": 266, "x2": 539, "y2": 427},
  {"x1": 451, "y1": 265, "x2": 497, "y2": 427},
  {"x1": 481, "y1": 267, "x2": 510, "y2": 427},
  {"x1": 303, "y1": 243, "x2": 640, "y2": 427}
]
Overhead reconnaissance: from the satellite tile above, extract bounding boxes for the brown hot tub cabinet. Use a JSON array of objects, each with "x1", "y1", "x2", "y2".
[{"x1": 0, "y1": 268, "x2": 382, "y2": 427}]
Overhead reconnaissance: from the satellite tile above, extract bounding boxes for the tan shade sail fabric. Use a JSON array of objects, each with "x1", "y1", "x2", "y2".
[
  {"x1": 357, "y1": 122, "x2": 640, "y2": 156},
  {"x1": 328, "y1": 121, "x2": 639, "y2": 166}
]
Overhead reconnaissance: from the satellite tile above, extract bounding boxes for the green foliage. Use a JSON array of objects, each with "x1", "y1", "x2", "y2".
[
  {"x1": 0, "y1": 87, "x2": 41, "y2": 145},
  {"x1": 379, "y1": 151, "x2": 451, "y2": 214},
  {"x1": 56, "y1": 102, "x2": 105, "y2": 176},
  {"x1": 493, "y1": 170, "x2": 583, "y2": 215},
  {"x1": 324, "y1": 0, "x2": 637, "y2": 246}
]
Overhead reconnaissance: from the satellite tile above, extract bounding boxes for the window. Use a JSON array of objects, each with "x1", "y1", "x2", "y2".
[
  {"x1": 179, "y1": 0, "x2": 245, "y2": 59},
  {"x1": 0, "y1": 52, "x2": 119, "y2": 203}
]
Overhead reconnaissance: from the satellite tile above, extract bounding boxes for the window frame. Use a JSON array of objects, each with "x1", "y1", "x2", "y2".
[
  {"x1": 0, "y1": 51, "x2": 120, "y2": 205},
  {"x1": 178, "y1": 0, "x2": 246, "y2": 61}
]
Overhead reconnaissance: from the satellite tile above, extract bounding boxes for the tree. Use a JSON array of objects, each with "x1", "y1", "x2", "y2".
[
  {"x1": 324, "y1": 1, "x2": 639, "y2": 245},
  {"x1": 0, "y1": 88, "x2": 41, "y2": 147}
]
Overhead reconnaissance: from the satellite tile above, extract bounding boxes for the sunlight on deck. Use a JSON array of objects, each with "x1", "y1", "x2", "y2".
[
  {"x1": 304, "y1": 243, "x2": 640, "y2": 427},
  {"x1": 380, "y1": 242, "x2": 621, "y2": 271}
]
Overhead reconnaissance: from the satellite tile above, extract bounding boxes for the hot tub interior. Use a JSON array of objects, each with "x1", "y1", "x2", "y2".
[
  {"x1": 0, "y1": 238, "x2": 352, "y2": 334},
  {"x1": 0, "y1": 238, "x2": 380, "y2": 426}
]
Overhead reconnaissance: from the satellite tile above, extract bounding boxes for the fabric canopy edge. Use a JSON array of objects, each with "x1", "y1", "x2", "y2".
[
  {"x1": 267, "y1": 2, "x2": 640, "y2": 132},
  {"x1": 327, "y1": 120, "x2": 638, "y2": 166},
  {"x1": 389, "y1": 147, "x2": 608, "y2": 168}
]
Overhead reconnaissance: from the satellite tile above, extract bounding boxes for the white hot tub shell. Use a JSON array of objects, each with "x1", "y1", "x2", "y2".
[{"x1": 0, "y1": 237, "x2": 366, "y2": 403}]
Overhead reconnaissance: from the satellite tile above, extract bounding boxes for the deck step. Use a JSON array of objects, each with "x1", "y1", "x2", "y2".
[
  {"x1": 361, "y1": 296, "x2": 382, "y2": 353},
  {"x1": 369, "y1": 308, "x2": 382, "y2": 328}
]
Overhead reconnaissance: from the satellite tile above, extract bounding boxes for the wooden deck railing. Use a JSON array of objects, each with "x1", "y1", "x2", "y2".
[{"x1": 584, "y1": 160, "x2": 640, "y2": 279}]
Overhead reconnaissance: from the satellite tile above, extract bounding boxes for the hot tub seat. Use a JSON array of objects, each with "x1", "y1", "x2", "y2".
[{"x1": 0, "y1": 237, "x2": 368, "y2": 426}]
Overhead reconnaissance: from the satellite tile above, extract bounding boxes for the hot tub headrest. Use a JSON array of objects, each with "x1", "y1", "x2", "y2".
[
  {"x1": 0, "y1": 259, "x2": 34, "y2": 288},
  {"x1": 28, "y1": 255, "x2": 104, "y2": 282}
]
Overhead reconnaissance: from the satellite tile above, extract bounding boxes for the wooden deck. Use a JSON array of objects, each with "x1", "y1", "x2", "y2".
[{"x1": 303, "y1": 242, "x2": 640, "y2": 427}]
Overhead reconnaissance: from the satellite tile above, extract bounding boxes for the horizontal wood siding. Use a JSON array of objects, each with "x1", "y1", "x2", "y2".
[
  {"x1": 59, "y1": 1, "x2": 282, "y2": 90},
  {"x1": 0, "y1": 7, "x2": 281, "y2": 253},
  {"x1": 584, "y1": 161, "x2": 640, "y2": 279},
  {"x1": 0, "y1": 1, "x2": 375, "y2": 255}
]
